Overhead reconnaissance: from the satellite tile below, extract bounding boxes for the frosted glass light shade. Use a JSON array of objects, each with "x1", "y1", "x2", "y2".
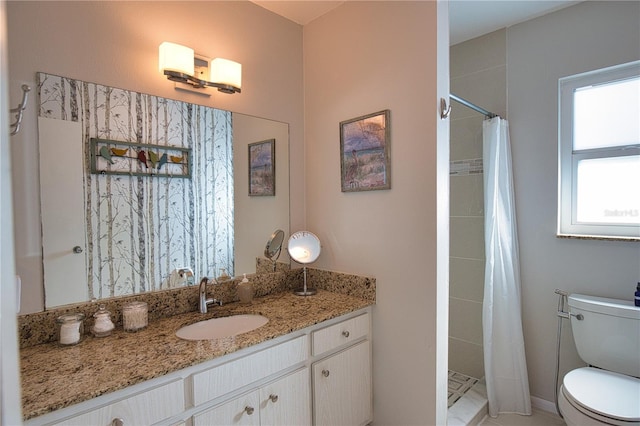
[
  {"x1": 159, "y1": 42, "x2": 194, "y2": 75},
  {"x1": 211, "y1": 58, "x2": 242, "y2": 89}
]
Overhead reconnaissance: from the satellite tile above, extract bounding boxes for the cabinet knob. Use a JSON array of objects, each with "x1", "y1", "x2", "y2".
[
  {"x1": 342, "y1": 330, "x2": 350, "y2": 338},
  {"x1": 111, "y1": 419, "x2": 124, "y2": 426},
  {"x1": 269, "y1": 394, "x2": 279, "y2": 403},
  {"x1": 72, "y1": 246, "x2": 83, "y2": 254},
  {"x1": 244, "y1": 406, "x2": 255, "y2": 415},
  {"x1": 322, "y1": 369, "x2": 330, "y2": 377}
]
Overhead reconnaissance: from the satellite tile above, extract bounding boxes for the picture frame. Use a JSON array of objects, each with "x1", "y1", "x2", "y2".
[
  {"x1": 340, "y1": 109, "x2": 391, "y2": 192},
  {"x1": 90, "y1": 138, "x2": 191, "y2": 178},
  {"x1": 248, "y1": 139, "x2": 276, "y2": 196}
]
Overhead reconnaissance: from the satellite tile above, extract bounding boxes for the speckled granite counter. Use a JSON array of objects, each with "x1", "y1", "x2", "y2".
[{"x1": 21, "y1": 290, "x2": 373, "y2": 420}]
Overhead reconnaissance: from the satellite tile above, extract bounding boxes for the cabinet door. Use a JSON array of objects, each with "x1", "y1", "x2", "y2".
[
  {"x1": 313, "y1": 341, "x2": 372, "y2": 426},
  {"x1": 193, "y1": 391, "x2": 260, "y2": 426},
  {"x1": 260, "y1": 368, "x2": 310, "y2": 425}
]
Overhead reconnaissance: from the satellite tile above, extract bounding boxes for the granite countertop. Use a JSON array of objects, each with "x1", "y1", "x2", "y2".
[{"x1": 21, "y1": 290, "x2": 373, "y2": 420}]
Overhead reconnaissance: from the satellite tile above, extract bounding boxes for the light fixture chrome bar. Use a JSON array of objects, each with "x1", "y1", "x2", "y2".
[
  {"x1": 163, "y1": 70, "x2": 241, "y2": 94},
  {"x1": 450, "y1": 93, "x2": 497, "y2": 119}
]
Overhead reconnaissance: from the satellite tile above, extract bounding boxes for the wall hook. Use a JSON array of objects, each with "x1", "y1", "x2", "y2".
[
  {"x1": 440, "y1": 97, "x2": 451, "y2": 120},
  {"x1": 10, "y1": 84, "x2": 31, "y2": 136}
]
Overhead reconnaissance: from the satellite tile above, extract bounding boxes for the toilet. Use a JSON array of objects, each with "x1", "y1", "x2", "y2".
[{"x1": 558, "y1": 294, "x2": 640, "y2": 426}]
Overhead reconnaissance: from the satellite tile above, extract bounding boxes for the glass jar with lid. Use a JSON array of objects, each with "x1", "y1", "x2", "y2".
[
  {"x1": 92, "y1": 304, "x2": 115, "y2": 337},
  {"x1": 56, "y1": 313, "x2": 85, "y2": 346},
  {"x1": 122, "y1": 301, "x2": 148, "y2": 332}
]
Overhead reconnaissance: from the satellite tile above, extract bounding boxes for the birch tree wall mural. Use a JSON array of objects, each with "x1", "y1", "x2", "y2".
[{"x1": 38, "y1": 72, "x2": 234, "y2": 301}]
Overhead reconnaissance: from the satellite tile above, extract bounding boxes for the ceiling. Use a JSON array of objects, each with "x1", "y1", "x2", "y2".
[{"x1": 251, "y1": 1, "x2": 579, "y2": 45}]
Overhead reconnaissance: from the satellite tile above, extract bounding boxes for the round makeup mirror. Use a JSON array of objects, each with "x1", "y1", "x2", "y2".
[
  {"x1": 287, "y1": 231, "x2": 321, "y2": 296},
  {"x1": 264, "y1": 229, "x2": 285, "y2": 271}
]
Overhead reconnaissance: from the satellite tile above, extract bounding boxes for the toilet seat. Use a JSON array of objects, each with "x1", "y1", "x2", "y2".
[{"x1": 561, "y1": 367, "x2": 640, "y2": 425}]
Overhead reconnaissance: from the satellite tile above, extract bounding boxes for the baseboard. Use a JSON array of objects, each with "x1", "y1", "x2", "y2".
[{"x1": 531, "y1": 395, "x2": 559, "y2": 415}]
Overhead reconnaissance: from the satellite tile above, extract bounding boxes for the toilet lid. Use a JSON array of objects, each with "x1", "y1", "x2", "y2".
[{"x1": 563, "y1": 367, "x2": 640, "y2": 422}]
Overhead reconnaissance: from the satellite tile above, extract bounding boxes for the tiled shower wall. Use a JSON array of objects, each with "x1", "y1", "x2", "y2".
[{"x1": 449, "y1": 29, "x2": 506, "y2": 380}]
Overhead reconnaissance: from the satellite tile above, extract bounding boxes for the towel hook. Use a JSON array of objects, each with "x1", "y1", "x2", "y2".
[
  {"x1": 440, "y1": 97, "x2": 451, "y2": 120},
  {"x1": 10, "y1": 84, "x2": 31, "y2": 136}
]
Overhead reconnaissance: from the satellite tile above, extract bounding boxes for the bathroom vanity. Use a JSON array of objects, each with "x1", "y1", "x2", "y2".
[{"x1": 21, "y1": 290, "x2": 373, "y2": 425}]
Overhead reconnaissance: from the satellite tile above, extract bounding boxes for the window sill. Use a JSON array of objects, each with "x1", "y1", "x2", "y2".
[{"x1": 556, "y1": 233, "x2": 640, "y2": 242}]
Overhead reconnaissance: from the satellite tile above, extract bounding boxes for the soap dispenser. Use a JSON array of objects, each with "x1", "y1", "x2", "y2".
[{"x1": 237, "y1": 273, "x2": 254, "y2": 304}]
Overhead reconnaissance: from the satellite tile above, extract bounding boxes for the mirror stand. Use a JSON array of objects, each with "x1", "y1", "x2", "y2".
[{"x1": 294, "y1": 266, "x2": 316, "y2": 296}]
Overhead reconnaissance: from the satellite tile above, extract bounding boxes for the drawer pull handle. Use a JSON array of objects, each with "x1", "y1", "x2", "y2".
[
  {"x1": 244, "y1": 406, "x2": 255, "y2": 415},
  {"x1": 111, "y1": 419, "x2": 124, "y2": 426},
  {"x1": 322, "y1": 369, "x2": 330, "y2": 377},
  {"x1": 269, "y1": 394, "x2": 279, "y2": 403},
  {"x1": 342, "y1": 330, "x2": 350, "y2": 338}
]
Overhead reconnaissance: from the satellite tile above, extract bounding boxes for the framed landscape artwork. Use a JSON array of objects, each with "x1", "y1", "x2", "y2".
[
  {"x1": 248, "y1": 139, "x2": 275, "y2": 196},
  {"x1": 340, "y1": 109, "x2": 391, "y2": 192}
]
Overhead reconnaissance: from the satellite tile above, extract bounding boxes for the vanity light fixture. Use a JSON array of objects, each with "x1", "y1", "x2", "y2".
[{"x1": 159, "y1": 41, "x2": 242, "y2": 94}]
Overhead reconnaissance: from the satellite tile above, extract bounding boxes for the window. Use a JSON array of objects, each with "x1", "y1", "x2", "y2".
[{"x1": 558, "y1": 61, "x2": 640, "y2": 240}]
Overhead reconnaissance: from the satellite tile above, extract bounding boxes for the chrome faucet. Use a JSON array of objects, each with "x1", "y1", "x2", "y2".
[{"x1": 199, "y1": 277, "x2": 222, "y2": 314}]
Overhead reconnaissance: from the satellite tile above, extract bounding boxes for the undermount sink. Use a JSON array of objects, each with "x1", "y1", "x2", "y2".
[{"x1": 176, "y1": 314, "x2": 269, "y2": 341}]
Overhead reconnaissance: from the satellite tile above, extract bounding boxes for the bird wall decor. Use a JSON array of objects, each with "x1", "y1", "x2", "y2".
[{"x1": 91, "y1": 138, "x2": 190, "y2": 178}]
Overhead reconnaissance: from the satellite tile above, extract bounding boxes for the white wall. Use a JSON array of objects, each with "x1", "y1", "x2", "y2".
[
  {"x1": 6, "y1": 1, "x2": 304, "y2": 313},
  {"x1": 1, "y1": 0, "x2": 23, "y2": 421},
  {"x1": 507, "y1": 1, "x2": 640, "y2": 404},
  {"x1": 303, "y1": 2, "x2": 447, "y2": 423},
  {"x1": 449, "y1": 28, "x2": 507, "y2": 379},
  {"x1": 234, "y1": 115, "x2": 290, "y2": 276}
]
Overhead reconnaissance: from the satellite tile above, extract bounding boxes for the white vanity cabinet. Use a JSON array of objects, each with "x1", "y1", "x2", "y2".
[
  {"x1": 25, "y1": 308, "x2": 372, "y2": 426},
  {"x1": 311, "y1": 312, "x2": 372, "y2": 426},
  {"x1": 193, "y1": 368, "x2": 310, "y2": 425},
  {"x1": 191, "y1": 335, "x2": 310, "y2": 426}
]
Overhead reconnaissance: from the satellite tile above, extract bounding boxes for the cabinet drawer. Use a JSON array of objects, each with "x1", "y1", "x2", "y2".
[
  {"x1": 193, "y1": 335, "x2": 308, "y2": 405},
  {"x1": 193, "y1": 390, "x2": 260, "y2": 426},
  {"x1": 312, "y1": 313, "x2": 369, "y2": 356},
  {"x1": 51, "y1": 379, "x2": 184, "y2": 426}
]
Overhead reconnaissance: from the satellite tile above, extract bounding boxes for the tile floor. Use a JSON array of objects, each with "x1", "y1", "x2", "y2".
[
  {"x1": 447, "y1": 379, "x2": 488, "y2": 425},
  {"x1": 448, "y1": 370, "x2": 479, "y2": 408},
  {"x1": 448, "y1": 370, "x2": 564, "y2": 426},
  {"x1": 480, "y1": 409, "x2": 566, "y2": 426}
]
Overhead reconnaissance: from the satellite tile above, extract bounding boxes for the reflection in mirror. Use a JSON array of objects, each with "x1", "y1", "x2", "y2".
[
  {"x1": 264, "y1": 229, "x2": 285, "y2": 272},
  {"x1": 37, "y1": 73, "x2": 289, "y2": 309},
  {"x1": 287, "y1": 231, "x2": 321, "y2": 296}
]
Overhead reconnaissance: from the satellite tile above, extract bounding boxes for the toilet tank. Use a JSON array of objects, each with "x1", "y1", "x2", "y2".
[{"x1": 568, "y1": 294, "x2": 640, "y2": 378}]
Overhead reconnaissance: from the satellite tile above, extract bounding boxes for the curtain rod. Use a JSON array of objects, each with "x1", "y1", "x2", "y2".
[{"x1": 450, "y1": 93, "x2": 498, "y2": 119}]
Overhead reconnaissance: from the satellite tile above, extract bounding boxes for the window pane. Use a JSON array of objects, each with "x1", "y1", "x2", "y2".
[
  {"x1": 576, "y1": 155, "x2": 640, "y2": 224},
  {"x1": 574, "y1": 77, "x2": 640, "y2": 150}
]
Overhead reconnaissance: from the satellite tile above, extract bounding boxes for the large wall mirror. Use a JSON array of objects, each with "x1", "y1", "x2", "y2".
[{"x1": 37, "y1": 73, "x2": 289, "y2": 309}]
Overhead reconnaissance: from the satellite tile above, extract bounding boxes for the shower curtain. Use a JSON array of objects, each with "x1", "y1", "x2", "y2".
[{"x1": 482, "y1": 117, "x2": 531, "y2": 417}]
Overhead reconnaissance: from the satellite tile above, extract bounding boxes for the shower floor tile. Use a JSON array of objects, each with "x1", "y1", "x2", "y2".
[{"x1": 448, "y1": 370, "x2": 479, "y2": 408}]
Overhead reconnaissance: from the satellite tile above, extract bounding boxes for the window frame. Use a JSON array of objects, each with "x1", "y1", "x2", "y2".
[{"x1": 558, "y1": 60, "x2": 640, "y2": 240}]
